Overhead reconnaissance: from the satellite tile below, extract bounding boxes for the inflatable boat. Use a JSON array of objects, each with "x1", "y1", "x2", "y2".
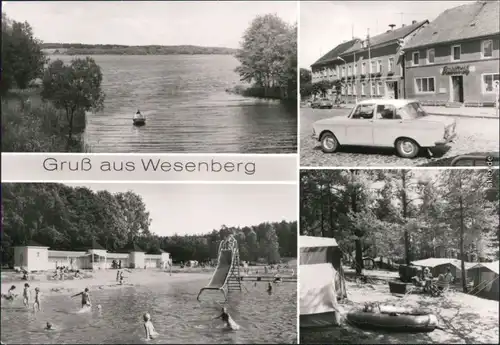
[
  {"x1": 346, "y1": 306, "x2": 439, "y2": 332},
  {"x1": 133, "y1": 117, "x2": 146, "y2": 126}
]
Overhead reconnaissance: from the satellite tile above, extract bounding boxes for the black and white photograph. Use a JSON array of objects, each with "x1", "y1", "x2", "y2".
[
  {"x1": 299, "y1": 168, "x2": 499, "y2": 344},
  {"x1": 300, "y1": 1, "x2": 499, "y2": 167},
  {"x1": 2, "y1": 1, "x2": 297, "y2": 153},
  {"x1": 0, "y1": 183, "x2": 298, "y2": 344}
]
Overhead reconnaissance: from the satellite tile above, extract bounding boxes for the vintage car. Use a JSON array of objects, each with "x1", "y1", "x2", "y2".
[
  {"x1": 311, "y1": 98, "x2": 333, "y2": 109},
  {"x1": 311, "y1": 99, "x2": 457, "y2": 158}
]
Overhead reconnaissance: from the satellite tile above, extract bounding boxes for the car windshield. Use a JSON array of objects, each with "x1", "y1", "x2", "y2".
[{"x1": 397, "y1": 102, "x2": 428, "y2": 120}]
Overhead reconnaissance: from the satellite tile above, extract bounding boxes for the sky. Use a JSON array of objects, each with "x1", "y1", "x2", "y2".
[
  {"x1": 3, "y1": 1, "x2": 297, "y2": 48},
  {"x1": 300, "y1": 1, "x2": 475, "y2": 68},
  {"x1": 66, "y1": 183, "x2": 297, "y2": 237}
]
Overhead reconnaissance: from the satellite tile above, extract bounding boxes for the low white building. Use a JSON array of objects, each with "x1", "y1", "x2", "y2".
[{"x1": 13, "y1": 241, "x2": 170, "y2": 272}]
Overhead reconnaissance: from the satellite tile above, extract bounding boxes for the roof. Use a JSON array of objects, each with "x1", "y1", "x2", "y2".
[
  {"x1": 300, "y1": 236, "x2": 338, "y2": 248},
  {"x1": 405, "y1": 1, "x2": 500, "y2": 49},
  {"x1": 14, "y1": 240, "x2": 48, "y2": 248},
  {"x1": 470, "y1": 260, "x2": 499, "y2": 275},
  {"x1": 411, "y1": 258, "x2": 476, "y2": 270},
  {"x1": 343, "y1": 20, "x2": 428, "y2": 54},
  {"x1": 311, "y1": 38, "x2": 360, "y2": 68},
  {"x1": 48, "y1": 250, "x2": 86, "y2": 258}
]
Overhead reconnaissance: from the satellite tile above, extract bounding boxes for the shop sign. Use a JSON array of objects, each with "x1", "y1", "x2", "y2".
[{"x1": 441, "y1": 65, "x2": 470, "y2": 76}]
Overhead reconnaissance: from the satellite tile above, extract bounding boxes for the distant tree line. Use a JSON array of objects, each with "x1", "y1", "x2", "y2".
[
  {"x1": 233, "y1": 14, "x2": 297, "y2": 101},
  {"x1": 1, "y1": 183, "x2": 297, "y2": 266},
  {"x1": 41, "y1": 43, "x2": 237, "y2": 55}
]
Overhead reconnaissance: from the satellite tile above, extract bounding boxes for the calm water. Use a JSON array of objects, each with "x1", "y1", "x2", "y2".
[
  {"x1": 53, "y1": 55, "x2": 297, "y2": 153},
  {"x1": 1, "y1": 276, "x2": 297, "y2": 344}
]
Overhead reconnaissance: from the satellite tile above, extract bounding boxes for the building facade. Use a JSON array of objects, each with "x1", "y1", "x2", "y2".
[
  {"x1": 310, "y1": 21, "x2": 427, "y2": 102},
  {"x1": 404, "y1": 1, "x2": 500, "y2": 107}
]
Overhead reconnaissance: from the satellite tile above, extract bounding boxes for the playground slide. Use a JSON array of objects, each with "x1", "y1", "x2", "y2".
[{"x1": 205, "y1": 250, "x2": 233, "y2": 289}]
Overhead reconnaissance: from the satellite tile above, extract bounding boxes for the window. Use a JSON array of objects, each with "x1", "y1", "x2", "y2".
[
  {"x1": 336, "y1": 65, "x2": 340, "y2": 77},
  {"x1": 482, "y1": 40, "x2": 493, "y2": 58},
  {"x1": 482, "y1": 73, "x2": 500, "y2": 93},
  {"x1": 377, "y1": 81, "x2": 384, "y2": 96},
  {"x1": 377, "y1": 60, "x2": 382, "y2": 73},
  {"x1": 370, "y1": 61, "x2": 376, "y2": 73},
  {"x1": 347, "y1": 84, "x2": 352, "y2": 95},
  {"x1": 388, "y1": 58, "x2": 394, "y2": 72},
  {"x1": 342, "y1": 66, "x2": 346, "y2": 77},
  {"x1": 361, "y1": 83, "x2": 365, "y2": 95},
  {"x1": 451, "y1": 45, "x2": 461, "y2": 61},
  {"x1": 353, "y1": 83, "x2": 357, "y2": 95},
  {"x1": 376, "y1": 105, "x2": 397, "y2": 120},
  {"x1": 354, "y1": 63, "x2": 358, "y2": 76},
  {"x1": 427, "y1": 49, "x2": 435, "y2": 64},
  {"x1": 371, "y1": 82, "x2": 376, "y2": 96},
  {"x1": 412, "y1": 52, "x2": 419, "y2": 66},
  {"x1": 351, "y1": 104, "x2": 375, "y2": 119},
  {"x1": 362, "y1": 62, "x2": 366, "y2": 74},
  {"x1": 415, "y1": 77, "x2": 436, "y2": 93},
  {"x1": 348, "y1": 64, "x2": 352, "y2": 76}
]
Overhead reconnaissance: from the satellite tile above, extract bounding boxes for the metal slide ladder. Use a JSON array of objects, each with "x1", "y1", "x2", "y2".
[{"x1": 197, "y1": 234, "x2": 241, "y2": 301}]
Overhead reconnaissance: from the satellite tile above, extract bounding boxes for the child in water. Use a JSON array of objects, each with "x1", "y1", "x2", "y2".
[
  {"x1": 143, "y1": 313, "x2": 158, "y2": 340},
  {"x1": 2, "y1": 285, "x2": 17, "y2": 300},
  {"x1": 45, "y1": 322, "x2": 55, "y2": 330},
  {"x1": 213, "y1": 307, "x2": 239, "y2": 329},
  {"x1": 119, "y1": 271, "x2": 125, "y2": 285},
  {"x1": 23, "y1": 283, "x2": 30, "y2": 307},
  {"x1": 33, "y1": 287, "x2": 41, "y2": 312},
  {"x1": 71, "y1": 288, "x2": 91, "y2": 308},
  {"x1": 267, "y1": 282, "x2": 273, "y2": 293}
]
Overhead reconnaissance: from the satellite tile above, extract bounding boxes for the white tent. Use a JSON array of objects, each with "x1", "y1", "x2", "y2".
[{"x1": 300, "y1": 236, "x2": 344, "y2": 328}]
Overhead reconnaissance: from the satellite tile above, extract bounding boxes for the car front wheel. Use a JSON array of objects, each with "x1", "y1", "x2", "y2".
[
  {"x1": 395, "y1": 138, "x2": 419, "y2": 158},
  {"x1": 320, "y1": 132, "x2": 339, "y2": 153}
]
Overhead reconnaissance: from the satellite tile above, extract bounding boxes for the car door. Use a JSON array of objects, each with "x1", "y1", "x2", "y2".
[
  {"x1": 372, "y1": 104, "x2": 400, "y2": 147},
  {"x1": 344, "y1": 104, "x2": 375, "y2": 146}
]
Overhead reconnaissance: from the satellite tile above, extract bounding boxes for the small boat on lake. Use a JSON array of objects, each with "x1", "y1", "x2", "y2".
[{"x1": 133, "y1": 110, "x2": 146, "y2": 126}]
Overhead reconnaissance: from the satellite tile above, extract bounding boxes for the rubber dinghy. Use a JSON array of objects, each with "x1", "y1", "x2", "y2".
[
  {"x1": 133, "y1": 117, "x2": 146, "y2": 126},
  {"x1": 346, "y1": 305, "x2": 439, "y2": 333}
]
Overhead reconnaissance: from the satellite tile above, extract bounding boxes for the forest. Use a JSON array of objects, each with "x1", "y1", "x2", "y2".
[
  {"x1": 1, "y1": 184, "x2": 297, "y2": 266},
  {"x1": 41, "y1": 43, "x2": 237, "y2": 55},
  {"x1": 300, "y1": 169, "x2": 499, "y2": 282}
]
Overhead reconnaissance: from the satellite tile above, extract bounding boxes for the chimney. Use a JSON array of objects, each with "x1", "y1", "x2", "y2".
[
  {"x1": 412, "y1": 20, "x2": 417, "y2": 24},
  {"x1": 389, "y1": 24, "x2": 396, "y2": 31}
]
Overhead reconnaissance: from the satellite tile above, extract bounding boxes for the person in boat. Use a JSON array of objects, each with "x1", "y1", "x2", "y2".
[
  {"x1": 134, "y1": 110, "x2": 144, "y2": 120},
  {"x1": 72, "y1": 288, "x2": 91, "y2": 308}
]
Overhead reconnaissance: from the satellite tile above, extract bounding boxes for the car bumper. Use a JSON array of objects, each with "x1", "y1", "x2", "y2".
[{"x1": 435, "y1": 132, "x2": 457, "y2": 146}]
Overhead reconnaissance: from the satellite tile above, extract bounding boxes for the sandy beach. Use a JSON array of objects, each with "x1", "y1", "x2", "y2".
[{"x1": 1, "y1": 268, "x2": 213, "y2": 298}]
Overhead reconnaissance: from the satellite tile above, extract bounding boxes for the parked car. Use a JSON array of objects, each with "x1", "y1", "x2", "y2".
[
  {"x1": 311, "y1": 98, "x2": 333, "y2": 109},
  {"x1": 311, "y1": 99, "x2": 457, "y2": 158}
]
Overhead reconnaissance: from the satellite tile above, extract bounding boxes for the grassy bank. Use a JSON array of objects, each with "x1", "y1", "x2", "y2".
[
  {"x1": 1, "y1": 89, "x2": 86, "y2": 152},
  {"x1": 226, "y1": 85, "x2": 297, "y2": 101}
]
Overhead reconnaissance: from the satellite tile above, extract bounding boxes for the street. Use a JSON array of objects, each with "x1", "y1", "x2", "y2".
[{"x1": 300, "y1": 107, "x2": 500, "y2": 167}]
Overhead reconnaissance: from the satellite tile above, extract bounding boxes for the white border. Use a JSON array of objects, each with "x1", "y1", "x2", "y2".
[{"x1": 296, "y1": 1, "x2": 301, "y2": 342}]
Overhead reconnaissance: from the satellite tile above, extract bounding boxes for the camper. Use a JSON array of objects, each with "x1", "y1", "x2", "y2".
[{"x1": 299, "y1": 236, "x2": 346, "y2": 328}]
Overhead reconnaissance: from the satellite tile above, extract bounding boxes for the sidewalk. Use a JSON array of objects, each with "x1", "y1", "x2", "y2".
[{"x1": 425, "y1": 106, "x2": 499, "y2": 119}]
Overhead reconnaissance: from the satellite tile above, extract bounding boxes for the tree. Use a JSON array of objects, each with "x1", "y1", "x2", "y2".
[
  {"x1": 235, "y1": 14, "x2": 296, "y2": 99},
  {"x1": 41, "y1": 57, "x2": 105, "y2": 150},
  {"x1": 300, "y1": 68, "x2": 313, "y2": 98},
  {"x1": 1, "y1": 14, "x2": 46, "y2": 92}
]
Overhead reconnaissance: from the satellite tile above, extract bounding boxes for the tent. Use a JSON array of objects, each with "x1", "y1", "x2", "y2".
[
  {"x1": 300, "y1": 236, "x2": 346, "y2": 328},
  {"x1": 411, "y1": 258, "x2": 476, "y2": 279},
  {"x1": 467, "y1": 261, "x2": 499, "y2": 301}
]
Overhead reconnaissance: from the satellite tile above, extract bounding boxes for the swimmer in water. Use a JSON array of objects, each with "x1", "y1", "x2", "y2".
[
  {"x1": 33, "y1": 287, "x2": 41, "y2": 312},
  {"x1": 23, "y1": 283, "x2": 30, "y2": 307},
  {"x1": 71, "y1": 288, "x2": 91, "y2": 308},
  {"x1": 143, "y1": 313, "x2": 158, "y2": 340},
  {"x1": 213, "y1": 307, "x2": 233, "y2": 328},
  {"x1": 2, "y1": 285, "x2": 17, "y2": 300},
  {"x1": 45, "y1": 322, "x2": 54, "y2": 330},
  {"x1": 267, "y1": 282, "x2": 273, "y2": 293}
]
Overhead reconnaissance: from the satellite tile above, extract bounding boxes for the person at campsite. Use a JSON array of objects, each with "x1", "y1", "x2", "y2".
[
  {"x1": 2, "y1": 285, "x2": 17, "y2": 300},
  {"x1": 143, "y1": 313, "x2": 159, "y2": 340},
  {"x1": 72, "y1": 288, "x2": 91, "y2": 308},
  {"x1": 33, "y1": 287, "x2": 41, "y2": 312},
  {"x1": 23, "y1": 283, "x2": 30, "y2": 307},
  {"x1": 423, "y1": 267, "x2": 433, "y2": 290}
]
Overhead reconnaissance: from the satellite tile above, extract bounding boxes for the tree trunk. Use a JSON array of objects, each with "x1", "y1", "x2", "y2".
[
  {"x1": 402, "y1": 171, "x2": 410, "y2": 265},
  {"x1": 351, "y1": 170, "x2": 363, "y2": 275},
  {"x1": 320, "y1": 184, "x2": 325, "y2": 237},
  {"x1": 459, "y1": 174, "x2": 467, "y2": 293},
  {"x1": 66, "y1": 109, "x2": 74, "y2": 151}
]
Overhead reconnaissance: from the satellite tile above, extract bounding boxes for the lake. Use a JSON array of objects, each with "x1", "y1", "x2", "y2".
[
  {"x1": 53, "y1": 55, "x2": 297, "y2": 153},
  {"x1": 0, "y1": 276, "x2": 297, "y2": 344}
]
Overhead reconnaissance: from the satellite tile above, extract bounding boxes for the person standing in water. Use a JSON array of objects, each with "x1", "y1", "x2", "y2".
[
  {"x1": 116, "y1": 270, "x2": 120, "y2": 282},
  {"x1": 33, "y1": 287, "x2": 41, "y2": 312},
  {"x1": 23, "y1": 283, "x2": 30, "y2": 307},
  {"x1": 143, "y1": 313, "x2": 158, "y2": 340},
  {"x1": 71, "y1": 288, "x2": 91, "y2": 308},
  {"x1": 213, "y1": 307, "x2": 239, "y2": 329},
  {"x1": 267, "y1": 282, "x2": 273, "y2": 293}
]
